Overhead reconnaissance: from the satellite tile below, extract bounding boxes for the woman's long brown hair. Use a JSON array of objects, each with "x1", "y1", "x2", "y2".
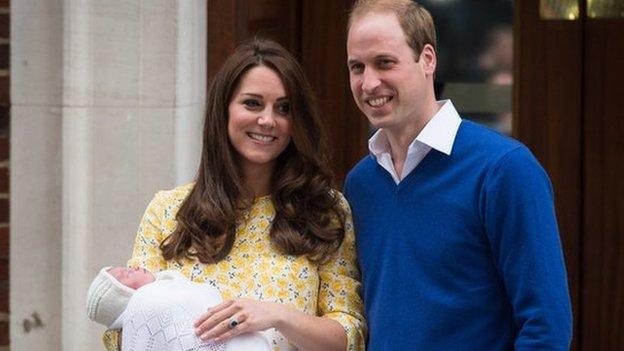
[{"x1": 160, "y1": 38, "x2": 345, "y2": 264}]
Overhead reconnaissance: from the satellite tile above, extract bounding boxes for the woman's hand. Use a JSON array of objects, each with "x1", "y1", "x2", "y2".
[{"x1": 194, "y1": 298, "x2": 285, "y2": 343}]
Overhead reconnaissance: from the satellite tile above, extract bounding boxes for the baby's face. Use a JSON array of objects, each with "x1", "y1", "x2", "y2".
[{"x1": 107, "y1": 267, "x2": 155, "y2": 290}]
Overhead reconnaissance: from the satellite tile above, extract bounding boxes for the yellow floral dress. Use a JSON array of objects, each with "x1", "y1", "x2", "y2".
[{"x1": 103, "y1": 183, "x2": 366, "y2": 351}]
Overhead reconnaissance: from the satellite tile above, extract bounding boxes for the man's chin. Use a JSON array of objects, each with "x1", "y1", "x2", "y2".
[{"x1": 366, "y1": 114, "x2": 392, "y2": 130}]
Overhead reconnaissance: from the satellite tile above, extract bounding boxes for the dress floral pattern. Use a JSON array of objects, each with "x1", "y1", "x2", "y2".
[{"x1": 103, "y1": 183, "x2": 366, "y2": 351}]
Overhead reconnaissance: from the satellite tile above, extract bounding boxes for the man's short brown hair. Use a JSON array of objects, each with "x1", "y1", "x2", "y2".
[{"x1": 349, "y1": 0, "x2": 437, "y2": 59}]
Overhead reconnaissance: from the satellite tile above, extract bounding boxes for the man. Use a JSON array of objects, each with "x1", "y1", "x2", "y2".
[{"x1": 343, "y1": 1, "x2": 573, "y2": 350}]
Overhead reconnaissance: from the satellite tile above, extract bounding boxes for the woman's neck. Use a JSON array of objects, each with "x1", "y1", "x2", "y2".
[{"x1": 240, "y1": 161, "x2": 275, "y2": 198}]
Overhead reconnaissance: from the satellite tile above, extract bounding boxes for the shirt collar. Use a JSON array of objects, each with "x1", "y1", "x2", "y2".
[{"x1": 368, "y1": 100, "x2": 462, "y2": 157}]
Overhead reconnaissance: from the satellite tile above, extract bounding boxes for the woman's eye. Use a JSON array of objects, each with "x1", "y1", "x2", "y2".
[
  {"x1": 276, "y1": 102, "x2": 290, "y2": 115},
  {"x1": 243, "y1": 99, "x2": 261, "y2": 108}
]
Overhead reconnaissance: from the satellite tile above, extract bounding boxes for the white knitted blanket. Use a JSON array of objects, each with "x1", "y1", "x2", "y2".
[{"x1": 110, "y1": 270, "x2": 270, "y2": 351}]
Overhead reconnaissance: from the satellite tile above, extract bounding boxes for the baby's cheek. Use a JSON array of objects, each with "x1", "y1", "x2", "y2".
[
  {"x1": 117, "y1": 276, "x2": 133, "y2": 289},
  {"x1": 137, "y1": 275, "x2": 155, "y2": 288},
  {"x1": 107, "y1": 267, "x2": 124, "y2": 281}
]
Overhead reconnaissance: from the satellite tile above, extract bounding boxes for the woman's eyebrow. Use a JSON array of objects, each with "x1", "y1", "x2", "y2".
[{"x1": 239, "y1": 92, "x2": 263, "y2": 98}]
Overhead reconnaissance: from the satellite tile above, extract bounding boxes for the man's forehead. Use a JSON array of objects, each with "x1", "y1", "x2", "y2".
[
  {"x1": 347, "y1": 13, "x2": 408, "y2": 57},
  {"x1": 347, "y1": 35, "x2": 409, "y2": 62},
  {"x1": 348, "y1": 11, "x2": 403, "y2": 38}
]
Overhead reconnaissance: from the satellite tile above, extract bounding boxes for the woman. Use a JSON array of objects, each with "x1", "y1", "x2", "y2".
[{"x1": 103, "y1": 38, "x2": 365, "y2": 351}]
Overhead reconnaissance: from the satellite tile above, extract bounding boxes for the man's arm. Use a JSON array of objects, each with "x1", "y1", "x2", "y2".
[{"x1": 482, "y1": 147, "x2": 573, "y2": 350}]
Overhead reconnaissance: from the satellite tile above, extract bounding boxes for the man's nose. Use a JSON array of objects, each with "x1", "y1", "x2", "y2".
[{"x1": 362, "y1": 68, "x2": 381, "y2": 93}]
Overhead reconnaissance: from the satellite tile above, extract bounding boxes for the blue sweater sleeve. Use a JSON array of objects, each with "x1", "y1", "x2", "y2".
[{"x1": 482, "y1": 147, "x2": 573, "y2": 350}]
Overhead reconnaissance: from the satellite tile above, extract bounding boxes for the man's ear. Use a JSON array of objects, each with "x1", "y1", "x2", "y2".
[{"x1": 419, "y1": 44, "x2": 437, "y2": 76}]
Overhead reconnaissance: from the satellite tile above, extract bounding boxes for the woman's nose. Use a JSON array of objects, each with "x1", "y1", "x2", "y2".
[{"x1": 257, "y1": 110, "x2": 277, "y2": 128}]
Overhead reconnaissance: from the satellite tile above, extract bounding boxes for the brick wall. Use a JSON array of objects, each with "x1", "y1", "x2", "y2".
[{"x1": 0, "y1": 0, "x2": 8, "y2": 348}]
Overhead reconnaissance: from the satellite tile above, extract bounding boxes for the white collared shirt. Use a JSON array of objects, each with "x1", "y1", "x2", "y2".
[{"x1": 368, "y1": 100, "x2": 462, "y2": 184}]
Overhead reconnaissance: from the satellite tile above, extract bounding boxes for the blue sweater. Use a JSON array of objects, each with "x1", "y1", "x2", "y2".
[{"x1": 344, "y1": 121, "x2": 572, "y2": 350}]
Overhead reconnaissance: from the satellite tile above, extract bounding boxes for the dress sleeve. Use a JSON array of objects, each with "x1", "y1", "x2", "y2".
[
  {"x1": 126, "y1": 191, "x2": 169, "y2": 272},
  {"x1": 101, "y1": 191, "x2": 170, "y2": 350},
  {"x1": 317, "y1": 192, "x2": 367, "y2": 351}
]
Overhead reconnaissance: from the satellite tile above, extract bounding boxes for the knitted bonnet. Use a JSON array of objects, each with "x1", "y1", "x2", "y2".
[{"x1": 86, "y1": 267, "x2": 136, "y2": 327}]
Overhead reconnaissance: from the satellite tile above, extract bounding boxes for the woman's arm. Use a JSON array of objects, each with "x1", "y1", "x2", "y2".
[
  {"x1": 126, "y1": 191, "x2": 169, "y2": 271},
  {"x1": 313, "y1": 193, "x2": 367, "y2": 350},
  {"x1": 272, "y1": 303, "x2": 348, "y2": 351},
  {"x1": 194, "y1": 298, "x2": 347, "y2": 351}
]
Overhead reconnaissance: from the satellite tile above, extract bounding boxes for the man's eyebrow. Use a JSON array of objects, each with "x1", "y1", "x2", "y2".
[
  {"x1": 374, "y1": 54, "x2": 397, "y2": 60},
  {"x1": 347, "y1": 54, "x2": 397, "y2": 66}
]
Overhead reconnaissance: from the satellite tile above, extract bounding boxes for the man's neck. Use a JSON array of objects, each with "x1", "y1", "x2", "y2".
[{"x1": 385, "y1": 101, "x2": 441, "y2": 176}]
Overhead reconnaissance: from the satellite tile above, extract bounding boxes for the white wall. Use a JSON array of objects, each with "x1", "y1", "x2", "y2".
[{"x1": 11, "y1": 1, "x2": 206, "y2": 349}]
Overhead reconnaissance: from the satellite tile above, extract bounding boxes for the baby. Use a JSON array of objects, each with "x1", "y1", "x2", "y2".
[{"x1": 86, "y1": 267, "x2": 270, "y2": 351}]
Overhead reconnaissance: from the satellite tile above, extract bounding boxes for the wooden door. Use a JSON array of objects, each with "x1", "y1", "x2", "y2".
[
  {"x1": 207, "y1": 0, "x2": 366, "y2": 186},
  {"x1": 516, "y1": 1, "x2": 624, "y2": 349},
  {"x1": 582, "y1": 11, "x2": 624, "y2": 350}
]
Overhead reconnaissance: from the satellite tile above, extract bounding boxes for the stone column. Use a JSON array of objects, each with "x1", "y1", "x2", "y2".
[{"x1": 11, "y1": 1, "x2": 206, "y2": 349}]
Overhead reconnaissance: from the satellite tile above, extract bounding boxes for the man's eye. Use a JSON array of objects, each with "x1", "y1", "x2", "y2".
[
  {"x1": 350, "y1": 63, "x2": 364, "y2": 73},
  {"x1": 378, "y1": 59, "x2": 393, "y2": 68}
]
